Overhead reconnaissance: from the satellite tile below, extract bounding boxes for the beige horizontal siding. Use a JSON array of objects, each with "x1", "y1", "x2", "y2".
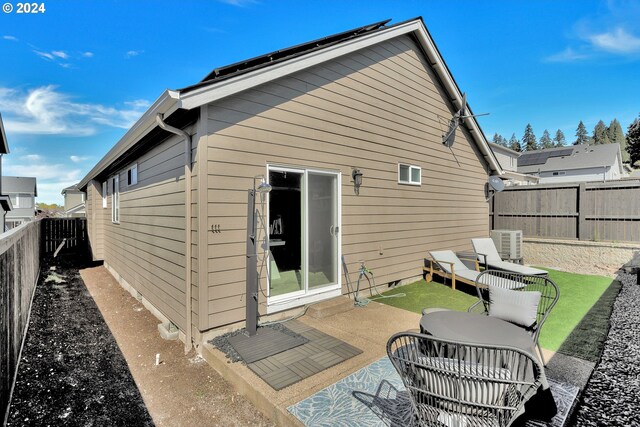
[
  {"x1": 203, "y1": 34, "x2": 490, "y2": 329},
  {"x1": 96, "y1": 128, "x2": 200, "y2": 333}
]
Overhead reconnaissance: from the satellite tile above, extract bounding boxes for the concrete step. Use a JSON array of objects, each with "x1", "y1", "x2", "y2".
[{"x1": 307, "y1": 296, "x2": 354, "y2": 319}]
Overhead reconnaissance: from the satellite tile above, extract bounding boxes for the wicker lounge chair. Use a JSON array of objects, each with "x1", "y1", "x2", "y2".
[
  {"x1": 424, "y1": 250, "x2": 525, "y2": 291},
  {"x1": 471, "y1": 238, "x2": 547, "y2": 276},
  {"x1": 468, "y1": 270, "x2": 559, "y2": 366},
  {"x1": 387, "y1": 332, "x2": 542, "y2": 426}
]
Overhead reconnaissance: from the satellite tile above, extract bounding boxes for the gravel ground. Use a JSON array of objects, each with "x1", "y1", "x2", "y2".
[
  {"x1": 7, "y1": 256, "x2": 154, "y2": 426},
  {"x1": 573, "y1": 272, "x2": 640, "y2": 426}
]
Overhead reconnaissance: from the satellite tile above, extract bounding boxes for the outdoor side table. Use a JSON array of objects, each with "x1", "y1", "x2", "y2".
[{"x1": 420, "y1": 310, "x2": 557, "y2": 421}]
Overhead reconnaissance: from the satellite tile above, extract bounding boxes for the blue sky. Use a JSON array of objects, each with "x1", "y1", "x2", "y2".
[{"x1": 1, "y1": 0, "x2": 639, "y2": 203}]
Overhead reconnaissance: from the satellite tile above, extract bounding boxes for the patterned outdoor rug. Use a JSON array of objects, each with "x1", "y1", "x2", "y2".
[{"x1": 288, "y1": 356, "x2": 579, "y2": 427}]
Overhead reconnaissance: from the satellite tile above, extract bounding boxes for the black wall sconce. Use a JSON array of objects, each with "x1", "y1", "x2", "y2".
[{"x1": 352, "y1": 168, "x2": 363, "y2": 195}]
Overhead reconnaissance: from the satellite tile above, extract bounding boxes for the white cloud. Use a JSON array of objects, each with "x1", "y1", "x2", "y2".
[
  {"x1": 34, "y1": 50, "x2": 55, "y2": 60},
  {"x1": 51, "y1": 50, "x2": 69, "y2": 59},
  {"x1": 545, "y1": 47, "x2": 591, "y2": 62},
  {"x1": 82, "y1": 51, "x2": 94, "y2": 58},
  {"x1": 70, "y1": 155, "x2": 90, "y2": 163},
  {"x1": 217, "y1": 0, "x2": 257, "y2": 6},
  {"x1": 126, "y1": 50, "x2": 143, "y2": 58},
  {"x1": 3, "y1": 35, "x2": 18, "y2": 41},
  {"x1": 0, "y1": 85, "x2": 150, "y2": 136},
  {"x1": 588, "y1": 27, "x2": 640, "y2": 53},
  {"x1": 4, "y1": 155, "x2": 84, "y2": 203}
]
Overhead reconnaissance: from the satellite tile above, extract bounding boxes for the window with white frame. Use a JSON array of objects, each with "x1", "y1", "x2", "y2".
[
  {"x1": 398, "y1": 163, "x2": 421, "y2": 185},
  {"x1": 111, "y1": 175, "x2": 119, "y2": 223},
  {"x1": 127, "y1": 164, "x2": 138, "y2": 186},
  {"x1": 102, "y1": 181, "x2": 107, "y2": 208}
]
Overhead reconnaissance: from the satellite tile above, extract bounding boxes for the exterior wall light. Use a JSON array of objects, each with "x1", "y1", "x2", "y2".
[{"x1": 352, "y1": 168, "x2": 363, "y2": 195}]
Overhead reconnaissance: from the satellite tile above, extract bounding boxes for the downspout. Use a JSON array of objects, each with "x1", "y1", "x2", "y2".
[{"x1": 155, "y1": 113, "x2": 193, "y2": 353}]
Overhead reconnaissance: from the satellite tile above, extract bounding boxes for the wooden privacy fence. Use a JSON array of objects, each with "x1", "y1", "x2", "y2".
[
  {"x1": 41, "y1": 217, "x2": 88, "y2": 254},
  {"x1": 491, "y1": 181, "x2": 640, "y2": 242},
  {"x1": 0, "y1": 221, "x2": 40, "y2": 423}
]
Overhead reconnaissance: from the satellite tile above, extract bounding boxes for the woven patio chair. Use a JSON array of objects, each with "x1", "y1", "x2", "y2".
[
  {"x1": 387, "y1": 332, "x2": 542, "y2": 427},
  {"x1": 468, "y1": 270, "x2": 559, "y2": 366}
]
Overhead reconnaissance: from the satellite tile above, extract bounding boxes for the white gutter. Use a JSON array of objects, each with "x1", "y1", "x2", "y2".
[
  {"x1": 155, "y1": 113, "x2": 193, "y2": 354},
  {"x1": 78, "y1": 90, "x2": 181, "y2": 189}
]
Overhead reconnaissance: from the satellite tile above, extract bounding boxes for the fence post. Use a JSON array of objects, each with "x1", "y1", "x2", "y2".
[{"x1": 578, "y1": 183, "x2": 586, "y2": 240}]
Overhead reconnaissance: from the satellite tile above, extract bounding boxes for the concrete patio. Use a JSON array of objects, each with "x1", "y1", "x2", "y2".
[{"x1": 200, "y1": 296, "x2": 582, "y2": 426}]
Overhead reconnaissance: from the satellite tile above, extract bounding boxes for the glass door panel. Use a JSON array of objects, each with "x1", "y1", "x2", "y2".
[
  {"x1": 268, "y1": 169, "x2": 304, "y2": 297},
  {"x1": 307, "y1": 172, "x2": 338, "y2": 290}
]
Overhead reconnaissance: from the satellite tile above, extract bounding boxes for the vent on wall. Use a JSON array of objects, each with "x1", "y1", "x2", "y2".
[{"x1": 490, "y1": 230, "x2": 522, "y2": 261}]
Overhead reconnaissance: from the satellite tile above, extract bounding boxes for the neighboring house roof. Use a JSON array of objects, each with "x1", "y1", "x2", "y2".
[
  {"x1": 488, "y1": 142, "x2": 521, "y2": 157},
  {"x1": 0, "y1": 113, "x2": 8, "y2": 155},
  {"x1": 2, "y1": 176, "x2": 38, "y2": 196},
  {"x1": 65, "y1": 203, "x2": 86, "y2": 215},
  {"x1": 61, "y1": 184, "x2": 82, "y2": 195},
  {"x1": 79, "y1": 17, "x2": 502, "y2": 189},
  {"x1": 518, "y1": 144, "x2": 623, "y2": 174}
]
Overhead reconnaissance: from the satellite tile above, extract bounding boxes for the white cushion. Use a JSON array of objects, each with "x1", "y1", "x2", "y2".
[
  {"x1": 430, "y1": 250, "x2": 470, "y2": 274},
  {"x1": 488, "y1": 285, "x2": 541, "y2": 328},
  {"x1": 416, "y1": 357, "x2": 512, "y2": 409},
  {"x1": 471, "y1": 238, "x2": 503, "y2": 264}
]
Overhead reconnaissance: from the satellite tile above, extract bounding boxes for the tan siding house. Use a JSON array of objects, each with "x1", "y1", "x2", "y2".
[{"x1": 79, "y1": 18, "x2": 503, "y2": 347}]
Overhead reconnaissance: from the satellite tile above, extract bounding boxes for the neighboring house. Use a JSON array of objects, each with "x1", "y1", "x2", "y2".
[
  {"x1": 61, "y1": 184, "x2": 86, "y2": 217},
  {"x1": 2, "y1": 176, "x2": 37, "y2": 229},
  {"x1": 0, "y1": 113, "x2": 11, "y2": 232},
  {"x1": 488, "y1": 142, "x2": 538, "y2": 186},
  {"x1": 518, "y1": 144, "x2": 626, "y2": 184},
  {"x1": 79, "y1": 18, "x2": 503, "y2": 347}
]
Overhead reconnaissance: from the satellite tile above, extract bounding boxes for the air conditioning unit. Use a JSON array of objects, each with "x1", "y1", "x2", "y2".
[{"x1": 490, "y1": 230, "x2": 522, "y2": 261}]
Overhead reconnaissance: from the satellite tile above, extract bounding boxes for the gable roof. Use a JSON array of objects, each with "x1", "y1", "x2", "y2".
[
  {"x1": 518, "y1": 144, "x2": 623, "y2": 174},
  {"x1": 1, "y1": 176, "x2": 38, "y2": 196},
  {"x1": 79, "y1": 17, "x2": 502, "y2": 189},
  {"x1": 488, "y1": 142, "x2": 521, "y2": 157},
  {"x1": 0, "y1": 113, "x2": 9, "y2": 155},
  {"x1": 61, "y1": 184, "x2": 82, "y2": 195}
]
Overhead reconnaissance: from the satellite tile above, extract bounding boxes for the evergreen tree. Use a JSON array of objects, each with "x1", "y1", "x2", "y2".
[
  {"x1": 627, "y1": 115, "x2": 640, "y2": 167},
  {"x1": 522, "y1": 124, "x2": 537, "y2": 151},
  {"x1": 608, "y1": 119, "x2": 629, "y2": 162},
  {"x1": 509, "y1": 133, "x2": 521, "y2": 152},
  {"x1": 593, "y1": 120, "x2": 611, "y2": 145},
  {"x1": 553, "y1": 129, "x2": 566, "y2": 147},
  {"x1": 492, "y1": 133, "x2": 507, "y2": 147},
  {"x1": 540, "y1": 129, "x2": 553, "y2": 149},
  {"x1": 574, "y1": 121, "x2": 588, "y2": 145}
]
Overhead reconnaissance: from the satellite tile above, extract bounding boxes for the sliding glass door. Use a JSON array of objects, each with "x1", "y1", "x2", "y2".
[{"x1": 267, "y1": 167, "x2": 340, "y2": 301}]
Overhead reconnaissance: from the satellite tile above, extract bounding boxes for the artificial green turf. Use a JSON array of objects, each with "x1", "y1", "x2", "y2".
[
  {"x1": 537, "y1": 268, "x2": 614, "y2": 352},
  {"x1": 556, "y1": 279, "x2": 622, "y2": 362},
  {"x1": 378, "y1": 279, "x2": 478, "y2": 313},
  {"x1": 378, "y1": 268, "x2": 616, "y2": 358}
]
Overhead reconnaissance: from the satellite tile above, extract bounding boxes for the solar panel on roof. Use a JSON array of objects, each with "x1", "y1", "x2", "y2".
[{"x1": 548, "y1": 148, "x2": 573, "y2": 158}]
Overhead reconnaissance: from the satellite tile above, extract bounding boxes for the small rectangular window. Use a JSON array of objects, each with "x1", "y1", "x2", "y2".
[
  {"x1": 398, "y1": 163, "x2": 421, "y2": 185},
  {"x1": 111, "y1": 175, "x2": 120, "y2": 223},
  {"x1": 552, "y1": 171, "x2": 566, "y2": 176},
  {"x1": 127, "y1": 164, "x2": 138, "y2": 186},
  {"x1": 102, "y1": 182, "x2": 107, "y2": 208}
]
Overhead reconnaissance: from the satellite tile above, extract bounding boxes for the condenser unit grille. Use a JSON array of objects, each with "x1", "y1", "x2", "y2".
[{"x1": 490, "y1": 230, "x2": 522, "y2": 261}]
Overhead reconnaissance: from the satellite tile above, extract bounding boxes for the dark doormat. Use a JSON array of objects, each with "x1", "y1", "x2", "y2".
[
  {"x1": 227, "y1": 327, "x2": 309, "y2": 364},
  {"x1": 247, "y1": 320, "x2": 362, "y2": 391}
]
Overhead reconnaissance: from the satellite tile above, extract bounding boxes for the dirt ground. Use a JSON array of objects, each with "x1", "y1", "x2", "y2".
[
  {"x1": 80, "y1": 265, "x2": 274, "y2": 427},
  {"x1": 7, "y1": 257, "x2": 154, "y2": 426}
]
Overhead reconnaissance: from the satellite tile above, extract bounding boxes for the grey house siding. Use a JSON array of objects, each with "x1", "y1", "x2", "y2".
[
  {"x1": 202, "y1": 35, "x2": 490, "y2": 330},
  {"x1": 85, "y1": 127, "x2": 200, "y2": 334},
  {"x1": 63, "y1": 192, "x2": 84, "y2": 212}
]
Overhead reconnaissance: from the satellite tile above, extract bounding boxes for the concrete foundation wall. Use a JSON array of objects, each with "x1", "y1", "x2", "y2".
[{"x1": 524, "y1": 237, "x2": 640, "y2": 277}]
